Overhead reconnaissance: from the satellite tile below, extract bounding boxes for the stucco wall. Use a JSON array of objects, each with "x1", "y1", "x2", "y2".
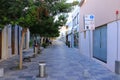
[
  {"x1": 7, "y1": 25, "x2": 12, "y2": 58},
  {"x1": 2, "y1": 26, "x2": 8, "y2": 60},
  {"x1": 26, "y1": 29, "x2": 30, "y2": 49},
  {"x1": 118, "y1": 21, "x2": 120, "y2": 61},
  {"x1": 15, "y1": 25, "x2": 18, "y2": 54},
  {"x1": 107, "y1": 21, "x2": 117, "y2": 72},
  {"x1": 80, "y1": 0, "x2": 120, "y2": 31},
  {"x1": 80, "y1": 20, "x2": 120, "y2": 72},
  {"x1": 107, "y1": 20, "x2": 120, "y2": 72},
  {"x1": 80, "y1": 31, "x2": 90, "y2": 57},
  {"x1": 80, "y1": 0, "x2": 120, "y2": 72}
]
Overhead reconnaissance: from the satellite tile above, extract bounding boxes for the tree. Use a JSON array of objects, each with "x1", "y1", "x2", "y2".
[
  {"x1": 0, "y1": 0, "x2": 79, "y2": 69},
  {"x1": 17, "y1": 0, "x2": 37, "y2": 69},
  {"x1": 29, "y1": 0, "x2": 79, "y2": 37},
  {"x1": 0, "y1": 0, "x2": 37, "y2": 69}
]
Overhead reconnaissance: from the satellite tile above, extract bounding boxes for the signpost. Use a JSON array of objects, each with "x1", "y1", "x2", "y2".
[
  {"x1": 84, "y1": 15, "x2": 95, "y2": 30},
  {"x1": 84, "y1": 14, "x2": 95, "y2": 59}
]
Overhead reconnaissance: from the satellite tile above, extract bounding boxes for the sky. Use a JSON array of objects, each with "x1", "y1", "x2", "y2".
[{"x1": 66, "y1": 0, "x2": 73, "y2": 3}]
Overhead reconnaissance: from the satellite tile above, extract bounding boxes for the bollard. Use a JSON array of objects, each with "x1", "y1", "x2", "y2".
[
  {"x1": 0, "y1": 68, "x2": 4, "y2": 77},
  {"x1": 35, "y1": 46, "x2": 38, "y2": 55},
  {"x1": 115, "y1": 61, "x2": 120, "y2": 74},
  {"x1": 83, "y1": 69, "x2": 90, "y2": 78},
  {"x1": 39, "y1": 62, "x2": 46, "y2": 77}
]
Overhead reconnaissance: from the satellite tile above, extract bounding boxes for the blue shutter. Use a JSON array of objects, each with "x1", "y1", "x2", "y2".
[{"x1": 93, "y1": 25, "x2": 107, "y2": 63}]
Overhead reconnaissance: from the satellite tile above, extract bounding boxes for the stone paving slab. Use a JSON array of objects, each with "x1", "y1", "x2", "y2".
[{"x1": 0, "y1": 40, "x2": 120, "y2": 80}]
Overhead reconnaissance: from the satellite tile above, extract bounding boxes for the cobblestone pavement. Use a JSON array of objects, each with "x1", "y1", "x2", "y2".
[{"x1": 0, "y1": 40, "x2": 120, "y2": 80}]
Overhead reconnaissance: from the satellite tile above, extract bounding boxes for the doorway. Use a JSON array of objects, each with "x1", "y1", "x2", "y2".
[
  {"x1": 0, "y1": 30, "x2": 2, "y2": 59},
  {"x1": 11, "y1": 27, "x2": 15, "y2": 55},
  {"x1": 93, "y1": 25, "x2": 107, "y2": 63}
]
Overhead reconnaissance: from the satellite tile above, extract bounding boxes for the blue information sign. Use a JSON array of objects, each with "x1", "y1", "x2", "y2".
[{"x1": 90, "y1": 15, "x2": 94, "y2": 19}]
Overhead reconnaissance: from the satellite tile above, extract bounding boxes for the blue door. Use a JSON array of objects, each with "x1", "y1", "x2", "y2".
[
  {"x1": 93, "y1": 28, "x2": 100, "y2": 59},
  {"x1": 93, "y1": 25, "x2": 107, "y2": 63}
]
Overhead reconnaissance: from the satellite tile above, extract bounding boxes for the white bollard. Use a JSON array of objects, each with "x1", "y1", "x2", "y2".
[
  {"x1": 39, "y1": 62, "x2": 46, "y2": 77},
  {"x1": 83, "y1": 69, "x2": 90, "y2": 78},
  {"x1": 0, "y1": 68, "x2": 4, "y2": 77},
  {"x1": 35, "y1": 47, "x2": 37, "y2": 55}
]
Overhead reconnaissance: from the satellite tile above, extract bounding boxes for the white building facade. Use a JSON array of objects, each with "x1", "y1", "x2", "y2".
[
  {"x1": 79, "y1": 0, "x2": 120, "y2": 73},
  {"x1": 72, "y1": 6, "x2": 80, "y2": 48},
  {"x1": 66, "y1": 20, "x2": 73, "y2": 48},
  {"x1": 0, "y1": 25, "x2": 30, "y2": 61}
]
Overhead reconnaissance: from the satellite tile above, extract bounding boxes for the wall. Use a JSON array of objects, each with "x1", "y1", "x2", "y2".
[
  {"x1": 72, "y1": 6, "x2": 80, "y2": 48},
  {"x1": 0, "y1": 25, "x2": 30, "y2": 62},
  {"x1": 80, "y1": 0, "x2": 120, "y2": 72},
  {"x1": 68, "y1": 34, "x2": 72, "y2": 47},
  {"x1": 14, "y1": 25, "x2": 18, "y2": 55},
  {"x1": 7, "y1": 25, "x2": 12, "y2": 58},
  {"x1": 107, "y1": 20, "x2": 120, "y2": 72},
  {"x1": 118, "y1": 21, "x2": 120, "y2": 61},
  {"x1": 26, "y1": 29, "x2": 30, "y2": 49},
  {"x1": 80, "y1": 31, "x2": 90, "y2": 57},
  {"x1": 22, "y1": 28, "x2": 30, "y2": 49},
  {"x1": 59, "y1": 26, "x2": 67, "y2": 42},
  {"x1": 80, "y1": 0, "x2": 120, "y2": 31},
  {"x1": 2, "y1": 26, "x2": 8, "y2": 60},
  {"x1": 80, "y1": 20, "x2": 120, "y2": 72},
  {"x1": 0, "y1": 25, "x2": 22, "y2": 61}
]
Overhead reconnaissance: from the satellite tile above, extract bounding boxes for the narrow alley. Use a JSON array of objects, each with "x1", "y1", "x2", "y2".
[{"x1": 0, "y1": 40, "x2": 120, "y2": 80}]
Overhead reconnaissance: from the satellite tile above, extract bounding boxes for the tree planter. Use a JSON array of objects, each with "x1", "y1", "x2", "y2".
[{"x1": 10, "y1": 66, "x2": 27, "y2": 71}]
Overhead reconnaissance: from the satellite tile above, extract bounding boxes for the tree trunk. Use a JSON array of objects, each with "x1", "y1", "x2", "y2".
[{"x1": 19, "y1": 28, "x2": 27, "y2": 69}]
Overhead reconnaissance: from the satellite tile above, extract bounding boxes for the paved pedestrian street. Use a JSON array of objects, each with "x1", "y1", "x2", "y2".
[{"x1": 0, "y1": 40, "x2": 120, "y2": 80}]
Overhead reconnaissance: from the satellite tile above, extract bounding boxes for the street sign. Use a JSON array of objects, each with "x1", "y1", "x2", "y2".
[{"x1": 84, "y1": 14, "x2": 95, "y2": 30}]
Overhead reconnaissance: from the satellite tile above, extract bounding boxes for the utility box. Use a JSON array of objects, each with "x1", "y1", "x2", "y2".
[{"x1": 115, "y1": 61, "x2": 120, "y2": 74}]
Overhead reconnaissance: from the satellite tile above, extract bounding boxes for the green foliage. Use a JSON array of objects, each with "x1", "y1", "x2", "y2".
[
  {"x1": 29, "y1": 40, "x2": 33, "y2": 47},
  {"x1": 29, "y1": 0, "x2": 78, "y2": 37},
  {"x1": 0, "y1": 0, "x2": 78, "y2": 37},
  {"x1": 29, "y1": 16, "x2": 59, "y2": 37},
  {"x1": 42, "y1": 42, "x2": 48, "y2": 48},
  {"x1": 72, "y1": 1, "x2": 79, "y2": 6},
  {"x1": 0, "y1": 0, "x2": 37, "y2": 28},
  {"x1": 57, "y1": 14, "x2": 68, "y2": 26},
  {"x1": 44, "y1": 0, "x2": 78, "y2": 16}
]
